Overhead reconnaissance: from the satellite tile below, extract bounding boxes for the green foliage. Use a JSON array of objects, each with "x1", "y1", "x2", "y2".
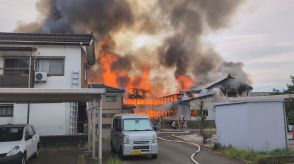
[
  {"x1": 271, "y1": 75, "x2": 294, "y2": 95},
  {"x1": 213, "y1": 144, "x2": 294, "y2": 163},
  {"x1": 77, "y1": 155, "x2": 86, "y2": 164},
  {"x1": 288, "y1": 111, "x2": 294, "y2": 125},
  {"x1": 203, "y1": 128, "x2": 216, "y2": 134},
  {"x1": 106, "y1": 156, "x2": 121, "y2": 164},
  {"x1": 271, "y1": 88, "x2": 283, "y2": 95}
]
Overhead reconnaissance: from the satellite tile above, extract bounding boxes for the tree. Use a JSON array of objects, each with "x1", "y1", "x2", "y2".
[
  {"x1": 271, "y1": 75, "x2": 294, "y2": 95},
  {"x1": 271, "y1": 75, "x2": 294, "y2": 125}
]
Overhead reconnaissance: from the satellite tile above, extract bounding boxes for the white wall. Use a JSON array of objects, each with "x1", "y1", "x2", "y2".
[
  {"x1": 34, "y1": 46, "x2": 81, "y2": 88},
  {"x1": 0, "y1": 117, "x2": 12, "y2": 124},
  {"x1": 13, "y1": 104, "x2": 29, "y2": 124},
  {"x1": 32, "y1": 46, "x2": 81, "y2": 135},
  {"x1": 215, "y1": 101, "x2": 287, "y2": 151},
  {"x1": 207, "y1": 109, "x2": 215, "y2": 120},
  {"x1": 0, "y1": 45, "x2": 82, "y2": 136},
  {"x1": 29, "y1": 103, "x2": 69, "y2": 136}
]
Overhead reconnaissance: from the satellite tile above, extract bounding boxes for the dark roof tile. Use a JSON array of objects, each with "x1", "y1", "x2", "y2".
[{"x1": 0, "y1": 32, "x2": 94, "y2": 46}]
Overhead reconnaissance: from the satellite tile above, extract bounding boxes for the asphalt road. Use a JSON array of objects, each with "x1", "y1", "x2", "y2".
[
  {"x1": 29, "y1": 130, "x2": 244, "y2": 164},
  {"x1": 122, "y1": 138, "x2": 244, "y2": 164}
]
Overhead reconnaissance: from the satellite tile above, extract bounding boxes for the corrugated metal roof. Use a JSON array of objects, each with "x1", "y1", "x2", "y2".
[
  {"x1": 215, "y1": 94, "x2": 294, "y2": 106},
  {"x1": 0, "y1": 32, "x2": 94, "y2": 46}
]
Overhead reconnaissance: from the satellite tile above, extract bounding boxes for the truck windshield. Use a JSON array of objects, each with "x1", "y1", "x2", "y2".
[
  {"x1": 123, "y1": 118, "x2": 153, "y2": 131},
  {"x1": 0, "y1": 127, "x2": 24, "y2": 142}
]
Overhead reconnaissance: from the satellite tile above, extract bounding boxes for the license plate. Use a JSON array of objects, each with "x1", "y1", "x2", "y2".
[{"x1": 132, "y1": 150, "x2": 141, "y2": 155}]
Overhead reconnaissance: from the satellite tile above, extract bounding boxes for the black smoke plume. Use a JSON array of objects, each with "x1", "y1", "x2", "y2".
[{"x1": 14, "y1": 0, "x2": 251, "y2": 93}]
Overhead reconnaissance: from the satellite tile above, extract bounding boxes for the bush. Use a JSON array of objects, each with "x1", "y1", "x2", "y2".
[{"x1": 288, "y1": 111, "x2": 294, "y2": 125}]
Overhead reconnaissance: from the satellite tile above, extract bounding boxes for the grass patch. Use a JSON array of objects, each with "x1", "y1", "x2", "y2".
[
  {"x1": 106, "y1": 156, "x2": 121, "y2": 164},
  {"x1": 203, "y1": 128, "x2": 216, "y2": 134},
  {"x1": 213, "y1": 143, "x2": 294, "y2": 163}
]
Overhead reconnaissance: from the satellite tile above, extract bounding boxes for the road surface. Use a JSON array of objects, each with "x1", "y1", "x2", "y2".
[
  {"x1": 29, "y1": 131, "x2": 244, "y2": 164},
  {"x1": 122, "y1": 138, "x2": 244, "y2": 164}
]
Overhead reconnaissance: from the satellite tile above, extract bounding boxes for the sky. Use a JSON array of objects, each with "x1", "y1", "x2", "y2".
[{"x1": 0, "y1": 0, "x2": 293, "y2": 92}]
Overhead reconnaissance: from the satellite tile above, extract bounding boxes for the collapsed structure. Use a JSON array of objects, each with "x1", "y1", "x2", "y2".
[{"x1": 124, "y1": 74, "x2": 253, "y2": 127}]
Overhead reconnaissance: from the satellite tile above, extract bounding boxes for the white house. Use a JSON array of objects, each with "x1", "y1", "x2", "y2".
[{"x1": 0, "y1": 32, "x2": 96, "y2": 136}]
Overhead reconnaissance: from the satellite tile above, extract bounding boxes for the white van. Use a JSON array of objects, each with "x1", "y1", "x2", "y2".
[{"x1": 110, "y1": 114, "x2": 158, "y2": 159}]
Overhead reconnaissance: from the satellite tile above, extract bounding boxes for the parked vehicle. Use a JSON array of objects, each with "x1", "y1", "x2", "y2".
[
  {"x1": 111, "y1": 114, "x2": 158, "y2": 159},
  {"x1": 0, "y1": 124, "x2": 39, "y2": 164}
]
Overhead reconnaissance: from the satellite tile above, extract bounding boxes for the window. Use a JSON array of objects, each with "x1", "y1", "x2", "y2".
[
  {"x1": 0, "y1": 127, "x2": 24, "y2": 142},
  {"x1": 0, "y1": 105, "x2": 13, "y2": 117},
  {"x1": 123, "y1": 118, "x2": 153, "y2": 131},
  {"x1": 4, "y1": 57, "x2": 30, "y2": 74},
  {"x1": 28, "y1": 126, "x2": 35, "y2": 135},
  {"x1": 106, "y1": 96, "x2": 117, "y2": 102},
  {"x1": 36, "y1": 57, "x2": 65, "y2": 76},
  {"x1": 102, "y1": 124, "x2": 111, "y2": 129},
  {"x1": 102, "y1": 113, "x2": 115, "y2": 118},
  {"x1": 5, "y1": 58, "x2": 29, "y2": 68}
]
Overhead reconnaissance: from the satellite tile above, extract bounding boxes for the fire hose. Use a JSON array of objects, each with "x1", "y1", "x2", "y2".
[{"x1": 157, "y1": 136, "x2": 201, "y2": 164}]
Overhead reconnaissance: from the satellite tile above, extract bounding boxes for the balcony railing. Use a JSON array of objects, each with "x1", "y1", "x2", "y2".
[{"x1": 0, "y1": 68, "x2": 34, "y2": 88}]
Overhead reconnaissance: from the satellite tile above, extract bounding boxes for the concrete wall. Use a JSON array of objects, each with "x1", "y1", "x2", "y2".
[{"x1": 215, "y1": 101, "x2": 287, "y2": 151}]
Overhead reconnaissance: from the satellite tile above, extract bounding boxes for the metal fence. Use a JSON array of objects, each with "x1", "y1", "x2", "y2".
[{"x1": 0, "y1": 68, "x2": 34, "y2": 88}]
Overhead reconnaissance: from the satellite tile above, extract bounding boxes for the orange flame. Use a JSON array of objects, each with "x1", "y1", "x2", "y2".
[
  {"x1": 176, "y1": 75, "x2": 194, "y2": 90},
  {"x1": 90, "y1": 37, "x2": 196, "y2": 117}
]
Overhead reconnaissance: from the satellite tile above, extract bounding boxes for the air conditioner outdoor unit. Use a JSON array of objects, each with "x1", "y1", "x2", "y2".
[{"x1": 35, "y1": 72, "x2": 48, "y2": 82}]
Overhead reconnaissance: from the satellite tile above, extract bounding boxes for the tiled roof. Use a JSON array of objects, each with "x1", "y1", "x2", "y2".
[{"x1": 0, "y1": 32, "x2": 94, "y2": 46}]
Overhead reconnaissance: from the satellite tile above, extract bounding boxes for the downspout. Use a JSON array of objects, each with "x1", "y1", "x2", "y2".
[
  {"x1": 27, "y1": 55, "x2": 32, "y2": 124},
  {"x1": 98, "y1": 95, "x2": 103, "y2": 163}
]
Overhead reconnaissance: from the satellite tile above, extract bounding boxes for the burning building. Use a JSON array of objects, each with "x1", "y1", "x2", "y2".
[{"x1": 13, "y1": 0, "x2": 252, "y2": 120}]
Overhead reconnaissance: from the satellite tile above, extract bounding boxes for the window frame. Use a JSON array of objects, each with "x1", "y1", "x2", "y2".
[
  {"x1": 35, "y1": 56, "x2": 65, "y2": 76},
  {"x1": 0, "y1": 104, "x2": 13, "y2": 117},
  {"x1": 106, "y1": 96, "x2": 117, "y2": 102}
]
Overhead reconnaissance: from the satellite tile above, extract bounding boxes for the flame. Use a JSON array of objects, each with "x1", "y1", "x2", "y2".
[
  {"x1": 176, "y1": 75, "x2": 194, "y2": 90},
  {"x1": 90, "y1": 37, "x2": 196, "y2": 118}
]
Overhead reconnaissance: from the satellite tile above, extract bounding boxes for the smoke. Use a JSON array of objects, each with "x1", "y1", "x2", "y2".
[
  {"x1": 157, "y1": 0, "x2": 249, "y2": 86},
  {"x1": 14, "y1": 0, "x2": 250, "y2": 96},
  {"x1": 15, "y1": 0, "x2": 133, "y2": 34}
]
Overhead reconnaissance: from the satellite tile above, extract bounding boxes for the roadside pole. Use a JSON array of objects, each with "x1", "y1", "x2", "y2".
[
  {"x1": 98, "y1": 96, "x2": 103, "y2": 163},
  {"x1": 92, "y1": 107, "x2": 96, "y2": 159}
]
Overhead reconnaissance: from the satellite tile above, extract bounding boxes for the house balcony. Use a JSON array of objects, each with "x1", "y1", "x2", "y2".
[{"x1": 0, "y1": 68, "x2": 34, "y2": 88}]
